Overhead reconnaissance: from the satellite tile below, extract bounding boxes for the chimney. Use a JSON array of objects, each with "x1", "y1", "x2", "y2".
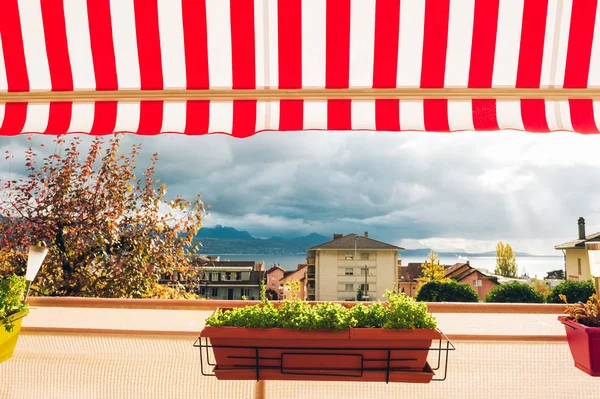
[
  {"x1": 333, "y1": 233, "x2": 343, "y2": 240},
  {"x1": 364, "y1": 231, "x2": 369, "y2": 238},
  {"x1": 578, "y1": 217, "x2": 586, "y2": 240},
  {"x1": 466, "y1": 260, "x2": 470, "y2": 266}
]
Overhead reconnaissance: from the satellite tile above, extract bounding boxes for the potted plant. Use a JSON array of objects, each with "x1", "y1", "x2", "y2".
[
  {"x1": 200, "y1": 285, "x2": 442, "y2": 383},
  {"x1": 558, "y1": 293, "x2": 600, "y2": 376},
  {"x1": 0, "y1": 274, "x2": 29, "y2": 363}
]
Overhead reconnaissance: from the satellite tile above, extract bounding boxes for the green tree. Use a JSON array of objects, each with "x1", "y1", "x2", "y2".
[
  {"x1": 0, "y1": 136, "x2": 206, "y2": 298},
  {"x1": 416, "y1": 280, "x2": 479, "y2": 302},
  {"x1": 545, "y1": 269, "x2": 565, "y2": 280},
  {"x1": 418, "y1": 251, "x2": 449, "y2": 286},
  {"x1": 546, "y1": 280, "x2": 595, "y2": 303},
  {"x1": 494, "y1": 241, "x2": 518, "y2": 277},
  {"x1": 484, "y1": 282, "x2": 544, "y2": 303}
]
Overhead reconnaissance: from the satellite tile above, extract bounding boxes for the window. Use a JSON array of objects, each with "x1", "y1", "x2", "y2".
[
  {"x1": 578, "y1": 258, "x2": 582, "y2": 275},
  {"x1": 360, "y1": 268, "x2": 369, "y2": 275},
  {"x1": 236, "y1": 272, "x2": 242, "y2": 281},
  {"x1": 345, "y1": 268, "x2": 354, "y2": 275},
  {"x1": 361, "y1": 253, "x2": 369, "y2": 261},
  {"x1": 225, "y1": 272, "x2": 231, "y2": 281},
  {"x1": 344, "y1": 253, "x2": 354, "y2": 260},
  {"x1": 473, "y1": 279, "x2": 482, "y2": 287},
  {"x1": 345, "y1": 284, "x2": 354, "y2": 292},
  {"x1": 360, "y1": 284, "x2": 369, "y2": 292},
  {"x1": 241, "y1": 288, "x2": 251, "y2": 297},
  {"x1": 208, "y1": 272, "x2": 213, "y2": 281},
  {"x1": 210, "y1": 288, "x2": 219, "y2": 297}
]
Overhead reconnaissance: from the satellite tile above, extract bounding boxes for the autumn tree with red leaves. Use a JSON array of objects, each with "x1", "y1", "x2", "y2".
[{"x1": 0, "y1": 136, "x2": 205, "y2": 298}]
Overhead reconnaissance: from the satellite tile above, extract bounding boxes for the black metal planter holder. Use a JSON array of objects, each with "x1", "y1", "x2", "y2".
[{"x1": 194, "y1": 330, "x2": 455, "y2": 383}]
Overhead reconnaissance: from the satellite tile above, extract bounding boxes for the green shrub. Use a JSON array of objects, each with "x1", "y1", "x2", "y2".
[
  {"x1": 205, "y1": 289, "x2": 437, "y2": 331},
  {"x1": 546, "y1": 280, "x2": 595, "y2": 304},
  {"x1": 1, "y1": 274, "x2": 28, "y2": 333},
  {"x1": 415, "y1": 280, "x2": 479, "y2": 302},
  {"x1": 484, "y1": 282, "x2": 544, "y2": 303}
]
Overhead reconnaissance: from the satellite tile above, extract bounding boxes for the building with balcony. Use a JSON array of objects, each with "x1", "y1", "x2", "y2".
[
  {"x1": 306, "y1": 232, "x2": 403, "y2": 301},
  {"x1": 555, "y1": 217, "x2": 597, "y2": 281},
  {"x1": 196, "y1": 260, "x2": 265, "y2": 300}
]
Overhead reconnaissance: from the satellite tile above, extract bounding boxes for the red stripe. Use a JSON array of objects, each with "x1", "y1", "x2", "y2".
[
  {"x1": 326, "y1": 0, "x2": 351, "y2": 130},
  {"x1": 44, "y1": 103, "x2": 72, "y2": 134},
  {"x1": 373, "y1": 0, "x2": 400, "y2": 131},
  {"x1": 40, "y1": 0, "x2": 73, "y2": 135},
  {"x1": 421, "y1": 0, "x2": 450, "y2": 132},
  {"x1": 133, "y1": 0, "x2": 164, "y2": 134},
  {"x1": 0, "y1": 104, "x2": 27, "y2": 135},
  {"x1": 89, "y1": 102, "x2": 117, "y2": 135},
  {"x1": 182, "y1": 0, "x2": 209, "y2": 89},
  {"x1": 137, "y1": 101, "x2": 163, "y2": 135},
  {"x1": 564, "y1": 0, "x2": 599, "y2": 133},
  {"x1": 516, "y1": 0, "x2": 549, "y2": 132},
  {"x1": 185, "y1": 100, "x2": 209, "y2": 134},
  {"x1": 468, "y1": 0, "x2": 499, "y2": 131},
  {"x1": 278, "y1": 0, "x2": 303, "y2": 130},
  {"x1": 230, "y1": 0, "x2": 257, "y2": 137},
  {"x1": 87, "y1": 0, "x2": 117, "y2": 90},
  {"x1": 0, "y1": 0, "x2": 29, "y2": 92}
]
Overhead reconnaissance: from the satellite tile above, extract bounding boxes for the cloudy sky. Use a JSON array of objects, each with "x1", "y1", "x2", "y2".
[{"x1": 1, "y1": 131, "x2": 599, "y2": 256}]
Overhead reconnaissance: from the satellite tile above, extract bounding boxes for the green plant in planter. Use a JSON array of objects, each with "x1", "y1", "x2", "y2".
[
  {"x1": 1, "y1": 274, "x2": 28, "y2": 333},
  {"x1": 560, "y1": 293, "x2": 600, "y2": 327},
  {"x1": 206, "y1": 285, "x2": 437, "y2": 331}
]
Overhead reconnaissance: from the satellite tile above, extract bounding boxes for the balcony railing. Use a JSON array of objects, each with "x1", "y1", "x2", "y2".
[{"x1": 3, "y1": 298, "x2": 594, "y2": 399}]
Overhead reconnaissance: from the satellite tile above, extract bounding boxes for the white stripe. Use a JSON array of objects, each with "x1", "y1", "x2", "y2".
[
  {"x1": 114, "y1": 103, "x2": 140, "y2": 133},
  {"x1": 267, "y1": 0, "x2": 279, "y2": 88},
  {"x1": 349, "y1": 0, "x2": 375, "y2": 88},
  {"x1": 351, "y1": 101, "x2": 376, "y2": 130},
  {"x1": 161, "y1": 102, "x2": 187, "y2": 132},
  {"x1": 545, "y1": 101, "x2": 561, "y2": 131},
  {"x1": 492, "y1": 0, "x2": 525, "y2": 87},
  {"x1": 68, "y1": 103, "x2": 95, "y2": 133},
  {"x1": 0, "y1": 105, "x2": 5, "y2": 129},
  {"x1": 558, "y1": 100, "x2": 573, "y2": 131},
  {"x1": 554, "y1": 0, "x2": 573, "y2": 87},
  {"x1": 588, "y1": 2, "x2": 600, "y2": 87},
  {"x1": 21, "y1": 104, "x2": 49, "y2": 133},
  {"x1": 206, "y1": 0, "x2": 233, "y2": 88},
  {"x1": 397, "y1": 0, "x2": 425, "y2": 87},
  {"x1": 208, "y1": 101, "x2": 233, "y2": 133},
  {"x1": 444, "y1": 0, "x2": 475, "y2": 87},
  {"x1": 18, "y1": 0, "x2": 51, "y2": 90},
  {"x1": 110, "y1": 0, "x2": 140, "y2": 89},
  {"x1": 254, "y1": 0, "x2": 266, "y2": 88},
  {"x1": 496, "y1": 101, "x2": 524, "y2": 130},
  {"x1": 255, "y1": 101, "x2": 267, "y2": 132},
  {"x1": 269, "y1": 101, "x2": 280, "y2": 130},
  {"x1": 302, "y1": 1, "x2": 326, "y2": 87},
  {"x1": 448, "y1": 102, "x2": 475, "y2": 131},
  {"x1": 63, "y1": 0, "x2": 95, "y2": 90},
  {"x1": 303, "y1": 101, "x2": 327, "y2": 129},
  {"x1": 593, "y1": 101, "x2": 600, "y2": 131},
  {"x1": 0, "y1": 40, "x2": 7, "y2": 92},
  {"x1": 157, "y1": 0, "x2": 186, "y2": 89},
  {"x1": 540, "y1": 0, "x2": 559, "y2": 87},
  {"x1": 399, "y1": 101, "x2": 425, "y2": 131}
]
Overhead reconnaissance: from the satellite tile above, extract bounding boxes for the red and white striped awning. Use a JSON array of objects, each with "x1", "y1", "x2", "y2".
[{"x1": 1, "y1": 0, "x2": 600, "y2": 137}]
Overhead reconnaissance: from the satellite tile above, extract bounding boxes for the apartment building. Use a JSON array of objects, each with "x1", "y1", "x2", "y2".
[
  {"x1": 196, "y1": 260, "x2": 265, "y2": 300},
  {"x1": 555, "y1": 217, "x2": 596, "y2": 281},
  {"x1": 306, "y1": 232, "x2": 403, "y2": 301}
]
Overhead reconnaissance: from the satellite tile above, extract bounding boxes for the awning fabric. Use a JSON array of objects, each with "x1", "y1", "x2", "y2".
[{"x1": 1, "y1": 0, "x2": 600, "y2": 137}]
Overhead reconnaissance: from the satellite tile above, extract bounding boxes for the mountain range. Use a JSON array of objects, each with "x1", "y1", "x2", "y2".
[{"x1": 194, "y1": 225, "x2": 536, "y2": 257}]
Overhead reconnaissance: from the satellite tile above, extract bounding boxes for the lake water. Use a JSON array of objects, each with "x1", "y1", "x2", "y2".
[{"x1": 209, "y1": 254, "x2": 565, "y2": 279}]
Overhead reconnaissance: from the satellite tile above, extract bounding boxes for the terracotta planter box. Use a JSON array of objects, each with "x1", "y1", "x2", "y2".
[
  {"x1": 200, "y1": 316, "x2": 441, "y2": 383},
  {"x1": 559, "y1": 316, "x2": 600, "y2": 376},
  {"x1": 0, "y1": 310, "x2": 28, "y2": 364}
]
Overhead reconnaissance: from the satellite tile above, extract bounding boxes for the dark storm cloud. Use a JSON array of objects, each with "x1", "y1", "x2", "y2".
[{"x1": 1, "y1": 131, "x2": 599, "y2": 255}]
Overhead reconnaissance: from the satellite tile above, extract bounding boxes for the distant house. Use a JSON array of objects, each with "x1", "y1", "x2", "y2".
[
  {"x1": 194, "y1": 260, "x2": 265, "y2": 300},
  {"x1": 266, "y1": 264, "x2": 308, "y2": 300},
  {"x1": 445, "y1": 262, "x2": 498, "y2": 300},
  {"x1": 554, "y1": 217, "x2": 596, "y2": 281},
  {"x1": 306, "y1": 232, "x2": 403, "y2": 301},
  {"x1": 398, "y1": 263, "x2": 423, "y2": 297}
]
